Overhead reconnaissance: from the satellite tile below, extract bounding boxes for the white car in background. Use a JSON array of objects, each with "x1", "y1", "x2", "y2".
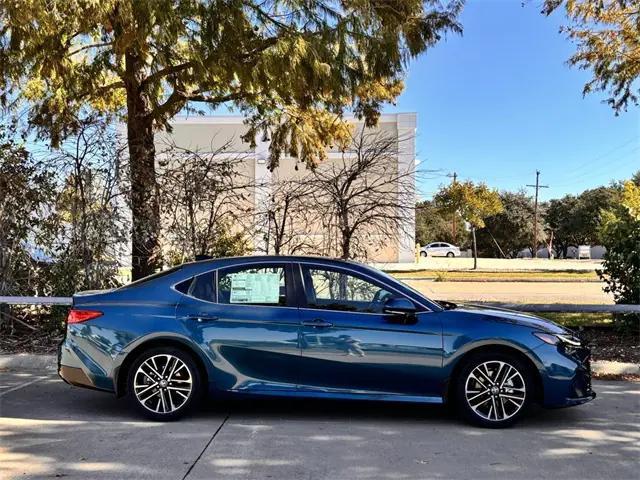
[{"x1": 420, "y1": 242, "x2": 461, "y2": 258}]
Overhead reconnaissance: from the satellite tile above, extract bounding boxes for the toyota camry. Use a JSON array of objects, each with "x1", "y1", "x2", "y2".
[{"x1": 58, "y1": 256, "x2": 595, "y2": 427}]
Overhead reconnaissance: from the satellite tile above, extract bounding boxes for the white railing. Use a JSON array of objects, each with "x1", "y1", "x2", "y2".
[{"x1": 0, "y1": 296, "x2": 639, "y2": 313}]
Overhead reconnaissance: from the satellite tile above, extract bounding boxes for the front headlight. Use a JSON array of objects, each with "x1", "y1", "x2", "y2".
[{"x1": 533, "y1": 331, "x2": 581, "y2": 347}]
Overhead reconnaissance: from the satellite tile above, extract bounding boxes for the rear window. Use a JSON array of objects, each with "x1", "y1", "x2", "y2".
[{"x1": 119, "y1": 266, "x2": 182, "y2": 290}]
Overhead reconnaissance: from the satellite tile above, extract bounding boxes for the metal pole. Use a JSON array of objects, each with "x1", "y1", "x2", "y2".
[{"x1": 527, "y1": 171, "x2": 549, "y2": 258}]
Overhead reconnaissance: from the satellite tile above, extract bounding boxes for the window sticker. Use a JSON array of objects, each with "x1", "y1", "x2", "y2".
[{"x1": 229, "y1": 272, "x2": 281, "y2": 304}]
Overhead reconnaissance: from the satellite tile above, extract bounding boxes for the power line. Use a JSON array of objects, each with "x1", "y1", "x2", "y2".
[{"x1": 526, "y1": 170, "x2": 549, "y2": 258}]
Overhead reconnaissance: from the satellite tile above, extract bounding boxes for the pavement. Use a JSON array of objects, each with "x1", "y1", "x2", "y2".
[
  {"x1": 404, "y1": 279, "x2": 613, "y2": 305},
  {"x1": 1, "y1": 370, "x2": 639, "y2": 480}
]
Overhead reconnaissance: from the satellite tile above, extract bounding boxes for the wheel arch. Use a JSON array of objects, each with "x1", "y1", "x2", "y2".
[
  {"x1": 445, "y1": 343, "x2": 544, "y2": 405},
  {"x1": 114, "y1": 336, "x2": 210, "y2": 398}
]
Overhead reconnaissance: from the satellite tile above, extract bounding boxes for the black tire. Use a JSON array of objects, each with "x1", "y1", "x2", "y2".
[
  {"x1": 420, "y1": 251, "x2": 428, "y2": 257},
  {"x1": 126, "y1": 347, "x2": 202, "y2": 421},
  {"x1": 454, "y1": 352, "x2": 533, "y2": 428},
  {"x1": 446, "y1": 252, "x2": 455, "y2": 258}
]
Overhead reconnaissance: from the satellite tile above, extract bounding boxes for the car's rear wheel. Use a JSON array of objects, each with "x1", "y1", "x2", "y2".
[
  {"x1": 126, "y1": 347, "x2": 202, "y2": 421},
  {"x1": 455, "y1": 353, "x2": 533, "y2": 428},
  {"x1": 446, "y1": 252, "x2": 455, "y2": 257}
]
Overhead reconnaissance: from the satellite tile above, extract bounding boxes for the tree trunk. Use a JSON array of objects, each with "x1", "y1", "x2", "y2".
[
  {"x1": 126, "y1": 67, "x2": 161, "y2": 279},
  {"x1": 340, "y1": 229, "x2": 351, "y2": 260},
  {"x1": 472, "y1": 226, "x2": 478, "y2": 270}
]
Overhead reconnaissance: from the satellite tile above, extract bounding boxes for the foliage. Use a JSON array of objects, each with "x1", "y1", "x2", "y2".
[
  {"x1": 433, "y1": 181, "x2": 503, "y2": 229},
  {"x1": 475, "y1": 191, "x2": 543, "y2": 258},
  {"x1": 415, "y1": 200, "x2": 467, "y2": 247},
  {"x1": 309, "y1": 130, "x2": 416, "y2": 260},
  {"x1": 0, "y1": 0, "x2": 464, "y2": 278},
  {"x1": 157, "y1": 142, "x2": 252, "y2": 263},
  {"x1": 0, "y1": 120, "x2": 56, "y2": 296},
  {"x1": 598, "y1": 181, "x2": 640, "y2": 311},
  {"x1": 42, "y1": 117, "x2": 128, "y2": 295},
  {"x1": 544, "y1": 186, "x2": 619, "y2": 257},
  {"x1": 544, "y1": 0, "x2": 640, "y2": 113}
]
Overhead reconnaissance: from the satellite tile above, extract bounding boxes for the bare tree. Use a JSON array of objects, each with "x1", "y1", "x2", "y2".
[
  {"x1": 157, "y1": 141, "x2": 254, "y2": 263},
  {"x1": 256, "y1": 173, "x2": 320, "y2": 256},
  {"x1": 309, "y1": 130, "x2": 415, "y2": 260},
  {"x1": 46, "y1": 116, "x2": 128, "y2": 292}
]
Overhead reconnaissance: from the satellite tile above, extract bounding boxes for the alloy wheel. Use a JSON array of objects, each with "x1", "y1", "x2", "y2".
[
  {"x1": 133, "y1": 354, "x2": 193, "y2": 414},
  {"x1": 464, "y1": 360, "x2": 526, "y2": 422}
]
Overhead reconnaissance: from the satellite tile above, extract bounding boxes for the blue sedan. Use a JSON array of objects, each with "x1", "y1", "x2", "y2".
[{"x1": 58, "y1": 256, "x2": 595, "y2": 427}]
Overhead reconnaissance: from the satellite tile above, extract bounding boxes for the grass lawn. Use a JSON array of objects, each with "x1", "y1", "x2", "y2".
[
  {"x1": 389, "y1": 270, "x2": 600, "y2": 282},
  {"x1": 537, "y1": 312, "x2": 614, "y2": 328}
]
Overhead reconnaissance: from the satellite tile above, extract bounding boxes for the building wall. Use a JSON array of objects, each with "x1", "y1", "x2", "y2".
[{"x1": 159, "y1": 114, "x2": 417, "y2": 263}]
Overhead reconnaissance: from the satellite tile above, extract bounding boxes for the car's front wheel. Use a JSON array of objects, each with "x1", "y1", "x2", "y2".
[
  {"x1": 455, "y1": 353, "x2": 533, "y2": 428},
  {"x1": 126, "y1": 347, "x2": 202, "y2": 421},
  {"x1": 420, "y1": 251, "x2": 428, "y2": 257}
]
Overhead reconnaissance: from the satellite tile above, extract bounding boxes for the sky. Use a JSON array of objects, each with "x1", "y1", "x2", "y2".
[{"x1": 384, "y1": 0, "x2": 639, "y2": 202}]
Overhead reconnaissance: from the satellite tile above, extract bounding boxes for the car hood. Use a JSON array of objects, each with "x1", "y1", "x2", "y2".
[{"x1": 448, "y1": 303, "x2": 567, "y2": 334}]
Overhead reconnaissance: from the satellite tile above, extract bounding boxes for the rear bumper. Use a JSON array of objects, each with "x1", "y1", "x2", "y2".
[{"x1": 58, "y1": 337, "x2": 114, "y2": 393}]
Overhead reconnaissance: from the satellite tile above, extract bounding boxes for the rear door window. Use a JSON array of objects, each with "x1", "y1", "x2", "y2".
[{"x1": 217, "y1": 264, "x2": 290, "y2": 306}]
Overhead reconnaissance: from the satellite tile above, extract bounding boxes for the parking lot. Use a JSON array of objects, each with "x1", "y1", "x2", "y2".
[{"x1": 1, "y1": 371, "x2": 638, "y2": 480}]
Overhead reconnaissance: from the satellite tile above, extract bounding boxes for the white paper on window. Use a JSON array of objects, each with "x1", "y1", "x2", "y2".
[{"x1": 229, "y1": 272, "x2": 281, "y2": 304}]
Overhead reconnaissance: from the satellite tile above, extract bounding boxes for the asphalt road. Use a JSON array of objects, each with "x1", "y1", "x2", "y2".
[{"x1": 1, "y1": 372, "x2": 638, "y2": 480}]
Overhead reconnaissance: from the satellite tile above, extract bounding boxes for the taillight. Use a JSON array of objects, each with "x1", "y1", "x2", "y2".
[{"x1": 67, "y1": 309, "x2": 103, "y2": 324}]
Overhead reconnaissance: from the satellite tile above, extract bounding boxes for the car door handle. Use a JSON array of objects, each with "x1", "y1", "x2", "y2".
[
  {"x1": 301, "y1": 319, "x2": 333, "y2": 328},
  {"x1": 187, "y1": 314, "x2": 219, "y2": 323}
]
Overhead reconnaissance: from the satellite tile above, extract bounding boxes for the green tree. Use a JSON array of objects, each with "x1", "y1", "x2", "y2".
[
  {"x1": 415, "y1": 200, "x2": 467, "y2": 247},
  {"x1": 476, "y1": 191, "x2": 543, "y2": 258},
  {"x1": 598, "y1": 181, "x2": 640, "y2": 325},
  {"x1": 434, "y1": 181, "x2": 503, "y2": 268},
  {"x1": 543, "y1": 0, "x2": 640, "y2": 113},
  {"x1": 1, "y1": 0, "x2": 463, "y2": 279},
  {"x1": 545, "y1": 186, "x2": 619, "y2": 257}
]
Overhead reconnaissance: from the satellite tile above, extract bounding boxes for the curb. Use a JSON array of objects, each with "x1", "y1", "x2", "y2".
[
  {"x1": 592, "y1": 360, "x2": 640, "y2": 376},
  {"x1": 0, "y1": 354, "x2": 57, "y2": 372},
  {"x1": 0, "y1": 354, "x2": 638, "y2": 377}
]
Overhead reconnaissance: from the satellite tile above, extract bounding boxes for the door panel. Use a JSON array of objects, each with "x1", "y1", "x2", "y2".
[
  {"x1": 176, "y1": 263, "x2": 300, "y2": 393},
  {"x1": 297, "y1": 265, "x2": 444, "y2": 397}
]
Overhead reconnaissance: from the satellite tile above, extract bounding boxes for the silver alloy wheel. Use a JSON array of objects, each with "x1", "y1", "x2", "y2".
[
  {"x1": 133, "y1": 354, "x2": 193, "y2": 414},
  {"x1": 465, "y1": 360, "x2": 526, "y2": 422}
]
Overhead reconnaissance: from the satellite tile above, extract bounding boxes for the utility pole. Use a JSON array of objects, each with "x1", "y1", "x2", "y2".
[
  {"x1": 447, "y1": 172, "x2": 458, "y2": 239},
  {"x1": 526, "y1": 170, "x2": 549, "y2": 258}
]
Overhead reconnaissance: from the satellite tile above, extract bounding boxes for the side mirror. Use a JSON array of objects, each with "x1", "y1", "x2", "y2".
[{"x1": 383, "y1": 297, "x2": 417, "y2": 322}]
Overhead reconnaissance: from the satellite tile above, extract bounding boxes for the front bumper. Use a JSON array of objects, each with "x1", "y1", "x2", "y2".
[
  {"x1": 536, "y1": 341, "x2": 597, "y2": 408},
  {"x1": 565, "y1": 345, "x2": 596, "y2": 404}
]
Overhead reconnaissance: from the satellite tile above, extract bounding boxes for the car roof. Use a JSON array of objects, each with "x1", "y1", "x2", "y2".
[
  {"x1": 182, "y1": 255, "x2": 372, "y2": 272},
  {"x1": 190, "y1": 254, "x2": 359, "y2": 264}
]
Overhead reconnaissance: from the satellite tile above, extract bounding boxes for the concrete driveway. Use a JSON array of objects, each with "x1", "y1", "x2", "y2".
[{"x1": 1, "y1": 372, "x2": 638, "y2": 480}]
